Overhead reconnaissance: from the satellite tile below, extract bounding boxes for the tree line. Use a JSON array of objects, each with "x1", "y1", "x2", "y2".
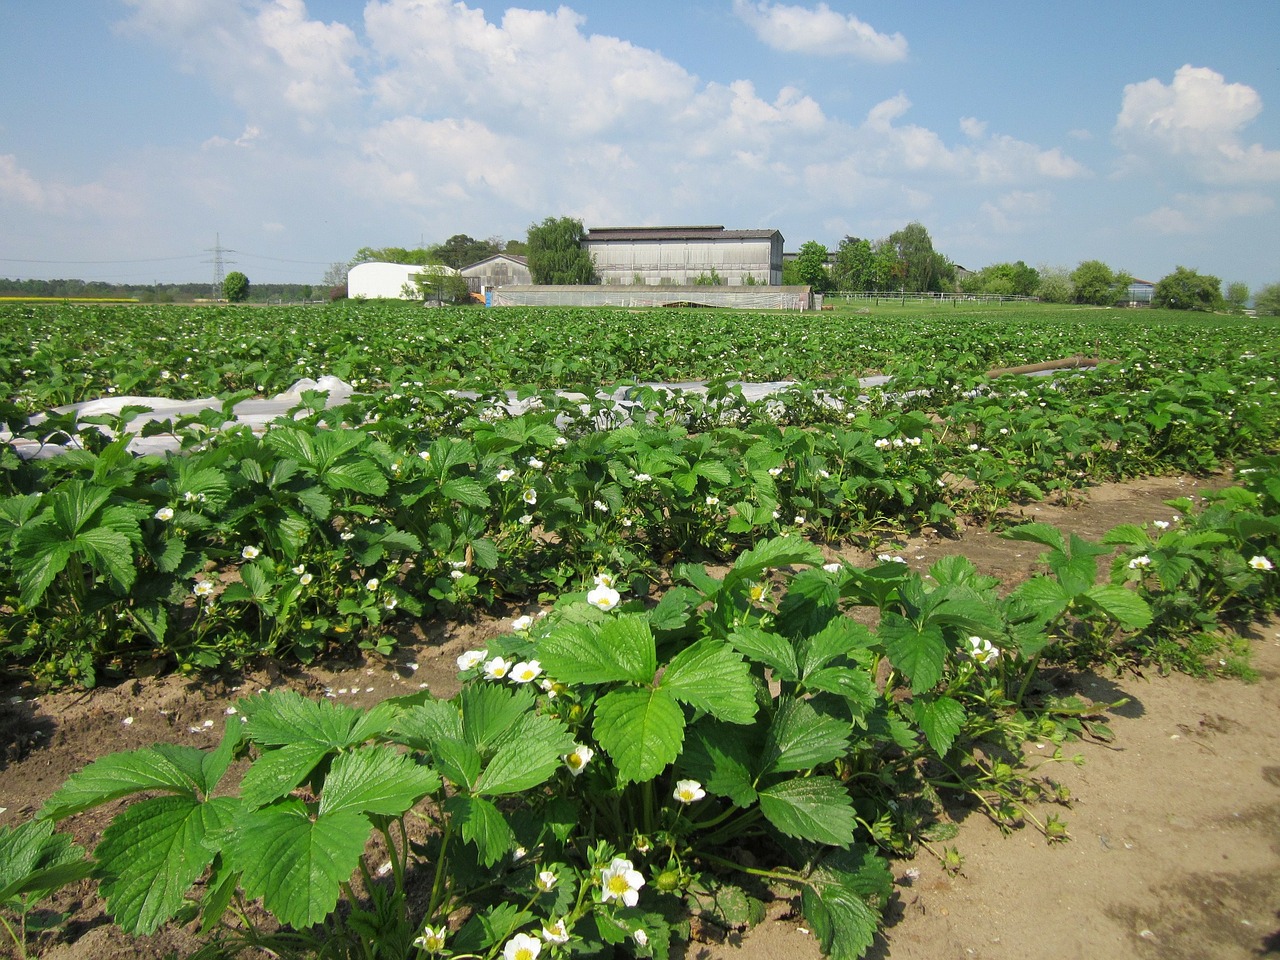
[
  {"x1": 9, "y1": 218, "x2": 1277, "y2": 314},
  {"x1": 785, "y1": 221, "x2": 1273, "y2": 313},
  {"x1": 0, "y1": 275, "x2": 317, "y2": 304}
]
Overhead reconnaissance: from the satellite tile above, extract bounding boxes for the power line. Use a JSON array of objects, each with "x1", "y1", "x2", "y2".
[
  {"x1": 234, "y1": 251, "x2": 339, "y2": 265},
  {"x1": 204, "y1": 234, "x2": 235, "y2": 299},
  {"x1": 0, "y1": 255, "x2": 201, "y2": 264}
]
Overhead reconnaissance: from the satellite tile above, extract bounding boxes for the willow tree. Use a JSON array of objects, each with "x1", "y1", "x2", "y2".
[
  {"x1": 880, "y1": 222, "x2": 955, "y2": 293},
  {"x1": 527, "y1": 217, "x2": 597, "y2": 284}
]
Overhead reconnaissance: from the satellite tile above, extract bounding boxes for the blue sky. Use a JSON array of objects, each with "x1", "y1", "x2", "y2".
[{"x1": 2, "y1": 0, "x2": 1278, "y2": 291}]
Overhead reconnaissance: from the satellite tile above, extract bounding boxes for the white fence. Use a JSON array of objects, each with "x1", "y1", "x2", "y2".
[{"x1": 825, "y1": 291, "x2": 1041, "y2": 305}]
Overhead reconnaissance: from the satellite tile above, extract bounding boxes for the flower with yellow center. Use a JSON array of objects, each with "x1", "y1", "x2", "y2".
[
  {"x1": 541, "y1": 919, "x2": 570, "y2": 944},
  {"x1": 673, "y1": 779, "x2": 706, "y2": 804},
  {"x1": 502, "y1": 932, "x2": 542, "y2": 960},
  {"x1": 483, "y1": 656, "x2": 512, "y2": 680},
  {"x1": 586, "y1": 584, "x2": 620, "y2": 611},
  {"x1": 563, "y1": 743, "x2": 593, "y2": 776},
  {"x1": 510, "y1": 660, "x2": 543, "y2": 684},
  {"x1": 600, "y1": 857, "x2": 645, "y2": 907},
  {"x1": 413, "y1": 925, "x2": 447, "y2": 953}
]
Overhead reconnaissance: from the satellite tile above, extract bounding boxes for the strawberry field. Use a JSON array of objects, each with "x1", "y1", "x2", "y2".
[{"x1": 1, "y1": 300, "x2": 1278, "y2": 960}]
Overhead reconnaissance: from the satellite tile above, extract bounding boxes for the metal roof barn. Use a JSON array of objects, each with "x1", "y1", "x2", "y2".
[
  {"x1": 584, "y1": 226, "x2": 784, "y2": 287},
  {"x1": 460, "y1": 254, "x2": 532, "y2": 294}
]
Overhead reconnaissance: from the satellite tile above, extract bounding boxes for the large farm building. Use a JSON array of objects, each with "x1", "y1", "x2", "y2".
[{"x1": 584, "y1": 226, "x2": 784, "y2": 287}]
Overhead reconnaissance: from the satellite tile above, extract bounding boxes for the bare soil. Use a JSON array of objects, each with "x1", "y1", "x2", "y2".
[{"x1": 2, "y1": 473, "x2": 1277, "y2": 960}]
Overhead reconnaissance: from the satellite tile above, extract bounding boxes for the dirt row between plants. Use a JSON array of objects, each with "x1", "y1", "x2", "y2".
[{"x1": 1, "y1": 472, "x2": 1277, "y2": 960}]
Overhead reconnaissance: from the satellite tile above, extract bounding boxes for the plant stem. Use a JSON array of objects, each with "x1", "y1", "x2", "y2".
[
  {"x1": 426, "y1": 816, "x2": 453, "y2": 920},
  {"x1": 0, "y1": 912, "x2": 28, "y2": 960},
  {"x1": 1013, "y1": 651, "x2": 1043, "y2": 707},
  {"x1": 702, "y1": 807, "x2": 763, "y2": 846},
  {"x1": 686, "y1": 803, "x2": 739, "y2": 831},
  {"x1": 699, "y1": 852, "x2": 803, "y2": 887},
  {"x1": 380, "y1": 821, "x2": 406, "y2": 893}
]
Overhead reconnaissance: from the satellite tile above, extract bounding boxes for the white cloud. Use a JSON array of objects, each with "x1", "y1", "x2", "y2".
[
  {"x1": 74, "y1": 0, "x2": 1097, "y2": 273},
  {"x1": 353, "y1": 116, "x2": 525, "y2": 210},
  {"x1": 732, "y1": 1, "x2": 908, "y2": 62},
  {"x1": 119, "y1": 0, "x2": 363, "y2": 125},
  {"x1": 979, "y1": 190, "x2": 1053, "y2": 232},
  {"x1": 854, "y1": 97, "x2": 1086, "y2": 183},
  {"x1": 364, "y1": 0, "x2": 697, "y2": 138},
  {"x1": 1135, "y1": 191, "x2": 1275, "y2": 234},
  {"x1": 1114, "y1": 65, "x2": 1280, "y2": 184},
  {"x1": 202, "y1": 125, "x2": 262, "y2": 150},
  {"x1": 0, "y1": 154, "x2": 122, "y2": 217}
]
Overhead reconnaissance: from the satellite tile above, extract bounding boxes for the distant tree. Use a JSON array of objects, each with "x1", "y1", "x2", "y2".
[
  {"x1": 1254, "y1": 282, "x2": 1280, "y2": 316},
  {"x1": 960, "y1": 261, "x2": 1040, "y2": 297},
  {"x1": 1152, "y1": 266, "x2": 1224, "y2": 312},
  {"x1": 299, "y1": 284, "x2": 313, "y2": 302},
  {"x1": 1070, "y1": 260, "x2": 1131, "y2": 306},
  {"x1": 831, "y1": 236, "x2": 874, "y2": 291},
  {"x1": 432, "y1": 234, "x2": 500, "y2": 270},
  {"x1": 881, "y1": 222, "x2": 954, "y2": 292},
  {"x1": 869, "y1": 244, "x2": 905, "y2": 291},
  {"x1": 503, "y1": 239, "x2": 529, "y2": 257},
  {"x1": 1035, "y1": 264, "x2": 1073, "y2": 303},
  {"x1": 322, "y1": 262, "x2": 348, "y2": 288},
  {"x1": 408, "y1": 267, "x2": 471, "y2": 305},
  {"x1": 351, "y1": 246, "x2": 436, "y2": 266},
  {"x1": 527, "y1": 217, "x2": 597, "y2": 284},
  {"x1": 788, "y1": 241, "x2": 833, "y2": 292},
  {"x1": 222, "y1": 271, "x2": 249, "y2": 303},
  {"x1": 1224, "y1": 281, "x2": 1250, "y2": 314}
]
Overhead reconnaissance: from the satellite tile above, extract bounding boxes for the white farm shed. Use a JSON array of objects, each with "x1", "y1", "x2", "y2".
[
  {"x1": 584, "y1": 226, "x2": 785, "y2": 287},
  {"x1": 347, "y1": 261, "x2": 459, "y2": 299}
]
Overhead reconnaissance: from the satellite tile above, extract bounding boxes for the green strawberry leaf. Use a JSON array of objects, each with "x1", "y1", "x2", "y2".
[
  {"x1": 759, "y1": 696, "x2": 849, "y2": 776},
  {"x1": 909, "y1": 694, "x2": 966, "y2": 758},
  {"x1": 678, "y1": 724, "x2": 759, "y2": 808},
  {"x1": 475, "y1": 713, "x2": 574, "y2": 797},
  {"x1": 227, "y1": 799, "x2": 370, "y2": 929},
  {"x1": 1085, "y1": 584, "x2": 1152, "y2": 630},
  {"x1": 728, "y1": 625, "x2": 799, "y2": 680},
  {"x1": 41, "y1": 744, "x2": 211, "y2": 820},
  {"x1": 800, "y1": 846, "x2": 892, "y2": 960},
  {"x1": 879, "y1": 615, "x2": 947, "y2": 694},
  {"x1": 758, "y1": 776, "x2": 856, "y2": 847},
  {"x1": 238, "y1": 742, "x2": 331, "y2": 809},
  {"x1": 459, "y1": 683, "x2": 536, "y2": 750},
  {"x1": 443, "y1": 795, "x2": 513, "y2": 868},
  {"x1": 593, "y1": 687, "x2": 685, "y2": 784},
  {"x1": 0, "y1": 819, "x2": 90, "y2": 906},
  {"x1": 96, "y1": 795, "x2": 239, "y2": 935},
  {"x1": 539, "y1": 614, "x2": 657, "y2": 686},
  {"x1": 660, "y1": 638, "x2": 757, "y2": 724},
  {"x1": 724, "y1": 536, "x2": 823, "y2": 591},
  {"x1": 319, "y1": 745, "x2": 440, "y2": 817}
]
